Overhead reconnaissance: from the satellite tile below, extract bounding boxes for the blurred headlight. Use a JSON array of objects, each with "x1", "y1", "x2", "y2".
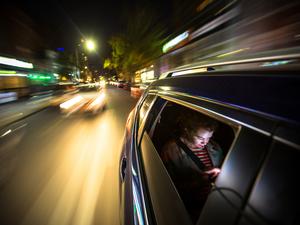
[
  {"x1": 60, "y1": 95, "x2": 83, "y2": 109},
  {"x1": 90, "y1": 93, "x2": 105, "y2": 108}
]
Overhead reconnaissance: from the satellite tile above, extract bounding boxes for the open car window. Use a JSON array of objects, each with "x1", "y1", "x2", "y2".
[{"x1": 145, "y1": 100, "x2": 236, "y2": 222}]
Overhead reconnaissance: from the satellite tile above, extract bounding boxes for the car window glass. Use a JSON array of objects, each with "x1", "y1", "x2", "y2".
[
  {"x1": 140, "y1": 132, "x2": 194, "y2": 225},
  {"x1": 241, "y1": 140, "x2": 300, "y2": 225},
  {"x1": 138, "y1": 94, "x2": 156, "y2": 127},
  {"x1": 138, "y1": 97, "x2": 167, "y2": 141},
  {"x1": 148, "y1": 101, "x2": 236, "y2": 223}
]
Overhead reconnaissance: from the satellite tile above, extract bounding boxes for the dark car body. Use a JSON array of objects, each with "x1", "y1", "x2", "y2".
[
  {"x1": 119, "y1": 69, "x2": 300, "y2": 225},
  {"x1": 118, "y1": 81, "x2": 127, "y2": 88}
]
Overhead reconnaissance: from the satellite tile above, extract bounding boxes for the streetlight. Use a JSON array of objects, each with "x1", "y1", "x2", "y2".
[
  {"x1": 85, "y1": 39, "x2": 96, "y2": 51},
  {"x1": 75, "y1": 39, "x2": 97, "y2": 81}
]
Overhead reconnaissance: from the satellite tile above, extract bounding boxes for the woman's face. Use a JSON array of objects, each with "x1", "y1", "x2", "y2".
[{"x1": 188, "y1": 128, "x2": 214, "y2": 149}]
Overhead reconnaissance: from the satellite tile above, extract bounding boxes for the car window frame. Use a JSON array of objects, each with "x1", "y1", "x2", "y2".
[
  {"x1": 137, "y1": 96, "x2": 168, "y2": 150},
  {"x1": 135, "y1": 91, "x2": 284, "y2": 223},
  {"x1": 136, "y1": 94, "x2": 241, "y2": 222},
  {"x1": 131, "y1": 93, "x2": 161, "y2": 225},
  {"x1": 139, "y1": 131, "x2": 194, "y2": 225},
  {"x1": 137, "y1": 94, "x2": 157, "y2": 129}
]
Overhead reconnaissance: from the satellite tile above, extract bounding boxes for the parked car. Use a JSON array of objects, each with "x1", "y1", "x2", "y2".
[
  {"x1": 117, "y1": 81, "x2": 126, "y2": 88},
  {"x1": 119, "y1": 67, "x2": 300, "y2": 225},
  {"x1": 78, "y1": 82, "x2": 100, "y2": 92},
  {"x1": 117, "y1": 81, "x2": 131, "y2": 89},
  {"x1": 130, "y1": 84, "x2": 143, "y2": 98}
]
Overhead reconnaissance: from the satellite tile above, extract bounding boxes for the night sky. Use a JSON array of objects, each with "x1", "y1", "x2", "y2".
[{"x1": 12, "y1": 0, "x2": 174, "y2": 66}]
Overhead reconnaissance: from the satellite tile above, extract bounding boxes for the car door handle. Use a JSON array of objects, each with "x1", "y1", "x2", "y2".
[{"x1": 120, "y1": 157, "x2": 127, "y2": 182}]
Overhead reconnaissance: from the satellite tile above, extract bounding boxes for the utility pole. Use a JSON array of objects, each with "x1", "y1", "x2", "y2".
[{"x1": 75, "y1": 44, "x2": 80, "y2": 81}]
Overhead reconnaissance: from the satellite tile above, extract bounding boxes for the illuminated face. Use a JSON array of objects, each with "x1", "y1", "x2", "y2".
[{"x1": 189, "y1": 128, "x2": 214, "y2": 149}]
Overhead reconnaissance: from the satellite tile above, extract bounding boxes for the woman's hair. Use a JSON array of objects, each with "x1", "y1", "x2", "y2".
[{"x1": 176, "y1": 109, "x2": 218, "y2": 141}]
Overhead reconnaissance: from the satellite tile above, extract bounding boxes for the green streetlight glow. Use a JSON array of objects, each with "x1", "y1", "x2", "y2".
[{"x1": 28, "y1": 73, "x2": 52, "y2": 80}]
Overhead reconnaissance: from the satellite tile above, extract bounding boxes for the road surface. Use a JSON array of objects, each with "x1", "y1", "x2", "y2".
[{"x1": 0, "y1": 86, "x2": 138, "y2": 225}]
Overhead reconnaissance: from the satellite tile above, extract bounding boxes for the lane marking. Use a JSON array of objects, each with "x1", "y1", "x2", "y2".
[{"x1": 1, "y1": 129, "x2": 12, "y2": 138}]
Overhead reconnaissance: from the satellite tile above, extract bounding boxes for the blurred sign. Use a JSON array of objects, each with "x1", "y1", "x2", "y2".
[{"x1": 57, "y1": 47, "x2": 65, "y2": 52}]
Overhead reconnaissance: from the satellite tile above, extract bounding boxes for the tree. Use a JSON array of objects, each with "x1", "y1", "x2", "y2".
[
  {"x1": 103, "y1": 36, "x2": 127, "y2": 75},
  {"x1": 104, "y1": 4, "x2": 167, "y2": 81}
]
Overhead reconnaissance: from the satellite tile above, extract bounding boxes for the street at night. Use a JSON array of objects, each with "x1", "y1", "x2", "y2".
[
  {"x1": 1, "y1": 1, "x2": 300, "y2": 225},
  {"x1": 0, "y1": 87, "x2": 137, "y2": 225}
]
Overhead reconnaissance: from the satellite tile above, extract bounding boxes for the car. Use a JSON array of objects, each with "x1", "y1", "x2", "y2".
[
  {"x1": 118, "y1": 81, "x2": 130, "y2": 89},
  {"x1": 130, "y1": 84, "x2": 143, "y2": 98},
  {"x1": 59, "y1": 89, "x2": 106, "y2": 115},
  {"x1": 80, "y1": 90, "x2": 106, "y2": 114},
  {"x1": 117, "y1": 81, "x2": 125, "y2": 88},
  {"x1": 78, "y1": 82, "x2": 100, "y2": 92},
  {"x1": 119, "y1": 67, "x2": 300, "y2": 225}
]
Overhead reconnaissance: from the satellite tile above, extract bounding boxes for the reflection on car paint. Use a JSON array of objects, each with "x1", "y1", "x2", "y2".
[{"x1": 132, "y1": 179, "x2": 145, "y2": 225}]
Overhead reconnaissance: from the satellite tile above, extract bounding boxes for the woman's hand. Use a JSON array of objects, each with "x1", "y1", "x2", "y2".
[{"x1": 204, "y1": 168, "x2": 221, "y2": 179}]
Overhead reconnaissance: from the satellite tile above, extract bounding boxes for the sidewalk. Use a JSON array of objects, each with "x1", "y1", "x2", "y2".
[
  {"x1": 0, "y1": 97, "x2": 53, "y2": 129},
  {"x1": 0, "y1": 90, "x2": 78, "y2": 129}
]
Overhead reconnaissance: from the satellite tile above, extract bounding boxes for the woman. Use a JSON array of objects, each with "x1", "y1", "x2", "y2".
[{"x1": 160, "y1": 110, "x2": 223, "y2": 222}]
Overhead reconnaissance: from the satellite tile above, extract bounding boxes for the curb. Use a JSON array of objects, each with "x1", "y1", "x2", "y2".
[{"x1": 0, "y1": 105, "x2": 49, "y2": 131}]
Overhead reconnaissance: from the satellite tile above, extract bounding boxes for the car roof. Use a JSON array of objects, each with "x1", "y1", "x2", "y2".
[{"x1": 149, "y1": 70, "x2": 300, "y2": 125}]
